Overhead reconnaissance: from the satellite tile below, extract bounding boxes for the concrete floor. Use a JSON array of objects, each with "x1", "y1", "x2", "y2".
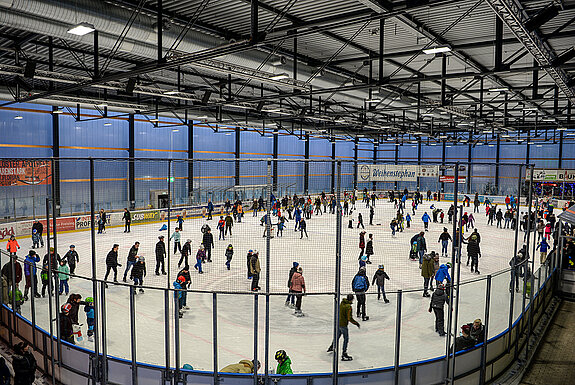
[{"x1": 520, "y1": 299, "x2": 575, "y2": 385}]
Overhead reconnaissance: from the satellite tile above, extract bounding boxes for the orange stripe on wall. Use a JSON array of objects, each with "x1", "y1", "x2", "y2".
[{"x1": 0, "y1": 143, "x2": 52, "y2": 149}]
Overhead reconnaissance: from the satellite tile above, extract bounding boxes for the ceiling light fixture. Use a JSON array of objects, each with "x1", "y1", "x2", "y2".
[
  {"x1": 270, "y1": 73, "x2": 289, "y2": 80},
  {"x1": 365, "y1": 98, "x2": 382, "y2": 103},
  {"x1": 489, "y1": 88, "x2": 508, "y2": 92},
  {"x1": 52, "y1": 109, "x2": 63, "y2": 114},
  {"x1": 67, "y1": 22, "x2": 95, "y2": 36},
  {"x1": 163, "y1": 90, "x2": 179, "y2": 95},
  {"x1": 104, "y1": 122, "x2": 112, "y2": 126},
  {"x1": 557, "y1": 127, "x2": 567, "y2": 131},
  {"x1": 14, "y1": 115, "x2": 23, "y2": 120},
  {"x1": 423, "y1": 45, "x2": 452, "y2": 55}
]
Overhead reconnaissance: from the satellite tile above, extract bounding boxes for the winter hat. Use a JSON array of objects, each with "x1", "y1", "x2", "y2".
[
  {"x1": 360, "y1": 255, "x2": 367, "y2": 261},
  {"x1": 248, "y1": 249, "x2": 253, "y2": 253},
  {"x1": 461, "y1": 324, "x2": 471, "y2": 334},
  {"x1": 293, "y1": 262, "x2": 299, "y2": 267},
  {"x1": 137, "y1": 256, "x2": 145, "y2": 262},
  {"x1": 159, "y1": 235, "x2": 164, "y2": 239},
  {"x1": 359, "y1": 260, "x2": 366, "y2": 268},
  {"x1": 297, "y1": 267, "x2": 303, "y2": 273},
  {"x1": 378, "y1": 264, "x2": 384, "y2": 269},
  {"x1": 70, "y1": 245, "x2": 75, "y2": 248},
  {"x1": 186, "y1": 239, "x2": 192, "y2": 243}
]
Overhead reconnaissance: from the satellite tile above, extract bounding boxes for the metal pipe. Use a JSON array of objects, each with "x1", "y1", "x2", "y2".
[
  {"x1": 89, "y1": 158, "x2": 102, "y2": 383},
  {"x1": 394, "y1": 290, "x2": 402, "y2": 385},
  {"x1": 164, "y1": 289, "x2": 170, "y2": 377},
  {"x1": 253, "y1": 294, "x2": 259, "y2": 385},
  {"x1": 264, "y1": 160, "x2": 272, "y2": 383},
  {"x1": 45, "y1": 198, "x2": 55, "y2": 385},
  {"x1": 332, "y1": 161, "x2": 343, "y2": 385},
  {"x1": 445, "y1": 163, "x2": 459, "y2": 366},
  {"x1": 507, "y1": 164, "x2": 522, "y2": 352},
  {"x1": 213, "y1": 293, "x2": 219, "y2": 384},
  {"x1": 100, "y1": 281, "x2": 109, "y2": 385},
  {"x1": 174, "y1": 285, "x2": 181, "y2": 382},
  {"x1": 449, "y1": 205, "x2": 464, "y2": 384},
  {"x1": 480, "y1": 275, "x2": 492, "y2": 384},
  {"x1": 167, "y1": 160, "x2": 172, "y2": 287},
  {"x1": 129, "y1": 286, "x2": 137, "y2": 385}
]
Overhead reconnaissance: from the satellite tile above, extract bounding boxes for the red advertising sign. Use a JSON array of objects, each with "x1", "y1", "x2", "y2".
[
  {"x1": 439, "y1": 175, "x2": 466, "y2": 184},
  {"x1": 0, "y1": 160, "x2": 52, "y2": 186}
]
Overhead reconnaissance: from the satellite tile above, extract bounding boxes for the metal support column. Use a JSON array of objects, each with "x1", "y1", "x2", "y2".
[
  {"x1": 45, "y1": 198, "x2": 56, "y2": 385},
  {"x1": 264, "y1": 160, "x2": 272, "y2": 384},
  {"x1": 394, "y1": 141, "x2": 399, "y2": 191},
  {"x1": 129, "y1": 286, "x2": 137, "y2": 385},
  {"x1": 100, "y1": 281, "x2": 108, "y2": 384},
  {"x1": 526, "y1": 130, "x2": 531, "y2": 165},
  {"x1": 93, "y1": 31, "x2": 99, "y2": 79},
  {"x1": 304, "y1": 134, "x2": 310, "y2": 194},
  {"x1": 157, "y1": 0, "x2": 163, "y2": 63},
  {"x1": 532, "y1": 60, "x2": 539, "y2": 99},
  {"x1": 495, "y1": 135, "x2": 501, "y2": 194},
  {"x1": 272, "y1": 130, "x2": 278, "y2": 191},
  {"x1": 353, "y1": 138, "x2": 358, "y2": 191},
  {"x1": 372, "y1": 143, "x2": 377, "y2": 191},
  {"x1": 331, "y1": 141, "x2": 336, "y2": 193},
  {"x1": 235, "y1": 127, "x2": 241, "y2": 186},
  {"x1": 394, "y1": 290, "x2": 403, "y2": 385},
  {"x1": 52, "y1": 106, "x2": 60, "y2": 216},
  {"x1": 441, "y1": 54, "x2": 447, "y2": 106},
  {"x1": 188, "y1": 121, "x2": 194, "y2": 199},
  {"x1": 495, "y1": 15, "x2": 503, "y2": 70},
  {"x1": 417, "y1": 140, "x2": 422, "y2": 189},
  {"x1": 128, "y1": 114, "x2": 135, "y2": 210},
  {"x1": 89, "y1": 159, "x2": 102, "y2": 383},
  {"x1": 293, "y1": 31, "x2": 297, "y2": 79},
  {"x1": 379, "y1": 18, "x2": 384, "y2": 85},
  {"x1": 251, "y1": 0, "x2": 259, "y2": 42},
  {"x1": 213, "y1": 293, "x2": 219, "y2": 384},
  {"x1": 441, "y1": 140, "x2": 446, "y2": 192},
  {"x1": 332, "y1": 161, "x2": 343, "y2": 385},
  {"x1": 467, "y1": 143, "x2": 472, "y2": 194},
  {"x1": 253, "y1": 294, "x2": 259, "y2": 385}
]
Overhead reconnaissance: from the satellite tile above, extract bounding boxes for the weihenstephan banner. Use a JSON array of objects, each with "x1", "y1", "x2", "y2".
[{"x1": 357, "y1": 164, "x2": 439, "y2": 183}]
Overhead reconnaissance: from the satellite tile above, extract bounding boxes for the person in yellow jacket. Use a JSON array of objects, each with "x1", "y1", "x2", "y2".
[{"x1": 220, "y1": 359, "x2": 260, "y2": 373}]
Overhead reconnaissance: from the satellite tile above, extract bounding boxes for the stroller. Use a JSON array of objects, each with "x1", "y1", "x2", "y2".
[{"x1": 409, "y1": 241, "x2": 418, "y2": 261}]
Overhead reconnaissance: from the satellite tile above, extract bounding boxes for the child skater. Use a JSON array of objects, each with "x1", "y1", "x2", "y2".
[{"x1": 225, "y1": 244, "x2": 234, "y2": 270}]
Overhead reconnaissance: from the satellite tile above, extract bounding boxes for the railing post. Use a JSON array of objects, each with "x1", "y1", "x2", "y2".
[
  {"x1": 480, "y1": 275, "x2": 492, "y2": 385},
  {"x1": 253, "y1": 293, "x2": 259, "y2": 385},
  {"x1": 394, "y1": 290, "x2": 402, "y2": 385},
  {"x1": 332, "y1": 161, "x2": 343, "y2": 385},
  {"x1": 45, "y1": 197, "x2": 56, "y2": 385},
  {"x1": 213, "y1": 293, "x2": 219, "y2": 384}
]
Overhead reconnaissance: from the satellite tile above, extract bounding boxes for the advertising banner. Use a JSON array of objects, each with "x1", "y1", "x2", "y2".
[
  {"x1": 131, "y1": 210, "x2": 160, "y2": 224},
  {"x1": 0, "y1": 160, "x2": 52, "y2": 186},
  {"x1": 439, "y1": 175, "x2": 466, "y2": 184},
  {"x1": 528, "y1": 169, "x2": 575, "y2": 182},
  {"x1": 357, "y1": 165, "x2": 439, "y2": 183}
]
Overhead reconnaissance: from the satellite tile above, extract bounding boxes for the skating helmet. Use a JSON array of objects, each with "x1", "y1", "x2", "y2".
[
  {"x1": 275, "y1": 350, "x2": 287, "y2": 361},
  {"x1": 438, "y1": 284, "x2": 445, "y2": 290},
  {"x1": 446, "y1": 262, "x2": 452, "y2": 268},
  {"x1": 85, "y1": 297, "x2": 94, "y2": 303},
  {"x1": 177, "y1": 276, "x2": 186, "y2": 284},
  {"x1": 61, "y1": 303, "x2": 72, "y2": 313}
]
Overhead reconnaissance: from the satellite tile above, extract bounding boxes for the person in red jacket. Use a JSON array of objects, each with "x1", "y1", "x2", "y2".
[
  {"x1": 289, "y1": 266, "x2": 306, "y2": 316},
  {"x1": 6, "y1": 235, "x2": 20, "y2": 256}
]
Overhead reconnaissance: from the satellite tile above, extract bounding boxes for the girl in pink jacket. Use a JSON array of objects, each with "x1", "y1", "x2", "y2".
[{"x1": 290, "y1": 267, "x2": 306, "y2": 316}]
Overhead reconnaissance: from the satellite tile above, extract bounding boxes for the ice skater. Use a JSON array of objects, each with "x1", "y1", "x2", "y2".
[
  {"x1": 327, "y1": 294, "x2": 360, "y2": 361},
  {"x1": 422, "y1": 212, "x2": 430, "y2": 231},
  {"x1": 202, "y1": 228, "x2": 214, "y2": 262},
  {"x1": 225, "y1": 244, "x2": 233, "y2": 270},
  {"x1": 285, "y1": 262, "x2": 298, "y2": 308},
  {"x1": 57, "y1": 260, "x2": 70, "y2": 295},
  {"x1": 155, "y1": 236, "x2": 166, "y2": 275},
  {"x1": 250, "y1": 251, "x2": 261, "y2": 291},
  {"x1": 122, "y1": 208, "x2": 131, "y2": 233},
  {"x1": 372, "y1": 264, "x2": 390, "y2": 303},
  {"x1": 122, "y1": 241, "x2": 139, "y2": 282},
  {"x1": 299, "y1": 218, "x2": 308, "y2": 239},
  {"x1": 289, "y1": 266, "x2": 306, "y2": 316},
  {"x1": 438, "y1": 228, "x2": 452, "y2": 257},
  {"x1": 428, "y1": 283, "x2": 449, "y2": 336},
  {"x1": 104, "y1": 244, "x2": 120, "y2": 285},
  {"x1": 130, "y1": 256, "x2": 146, "y2": 293},
  {"x1": 170, "y1": 228, "x2": 182, "y2": 254},
  {"x1": 217, "y1": 216, "x2": 225, "y2": 240},
  {"x1": 357, "y1": 212, "x2": 364, "y2": 229},
  {"x1": 352, "y1": 266, "x2": 370, "y2": 321},
  {"x1": 421, "y1": 252, "x2": 436, "y2": 297},
  {"x1": 358, "y1": 231, "x2": 366, "y2": 259},
  {"x1": 63, "y1": 245, "x2": 79, "y2": 276},
  {"x1": 194, "y1": 245, "x2": 205, "y2": 274},
  {"x1": 365, "y1": 233, "x2": 374, "y2": 264},
  {"x1": 23, "y1": 250, "x2": 41, "y2": 301},
  {"x1": 84, "y1": 297, "x2": 95, "y2": 341},
  {"x1": 178, "y1": 239, "x2": 192, "y2": 268}
]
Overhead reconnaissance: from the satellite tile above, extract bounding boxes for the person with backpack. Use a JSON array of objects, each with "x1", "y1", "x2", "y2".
[
  {"x1": 428, "y1": 283, "x2": 449, "y2": 336},
  {"x1": 372, "y1": 264, "x2": 390, "y2": 303},
  {"x1": 352, "y1": 266, "x2": 370, "y2": 321},
  {"x1": 225, "y1": 244, "x2": 234, "y2": 270},
  {"x1": 327, "y1": 294, "x2": 360, "y2": 361}
]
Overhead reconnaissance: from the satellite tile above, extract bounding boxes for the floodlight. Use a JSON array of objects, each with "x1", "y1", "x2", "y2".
[{"x1": 67, "y1": 22, "x2": 96, "y2": 36}]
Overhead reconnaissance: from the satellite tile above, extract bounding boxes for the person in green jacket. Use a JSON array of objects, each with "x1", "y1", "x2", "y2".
[
  {"x1": 326, "y1": 294, "x2": 360, "y2": 361},
  {"x1": 275, "y1": 350, "x2": 293, "y2": 374},
  {"x1": 421, "y1": 251, "x2": 437, "y2": 298},
  {"x1": 58, "y1": 260, "x2": 70, "y2": 295}
]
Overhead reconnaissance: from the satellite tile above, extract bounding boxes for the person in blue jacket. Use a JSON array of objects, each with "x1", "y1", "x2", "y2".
[
  {"x1": 405, "y1": 213, "x2": 411, "y2": 228},
  {"x1": 422, "y1": 212, "x2": 431, "y2": 231},
  {"x1": 294, "y1": 208, "x2": 302, "y2": 231},
  {"x1": 23, "y1": 250, "x2": 41, "y2": 301},
  {"x1": 207, "y1": 199, "x2": 214, "y2": 220},
  {"x1": 536, "y1": 238, "x2": 550, "y2": 264},
  {"x1": 174, "y1": 276, "x2": 185, "y2": 318},
  {"x1": 435, "y1": 263, "x2": 452, "y2": 287}
]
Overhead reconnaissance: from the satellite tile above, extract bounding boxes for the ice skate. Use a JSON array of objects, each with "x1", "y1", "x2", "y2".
[
  {"x1": 423, "y1": 291, "x2": 430, "y2": 297},
  {"x1": 183, "y1": 305, "x2": 190, "y2": 310},
  {"x1": 88, "y1": 336, "x2": 94, "y2": 342},
  {"x1": 139, "y1": 288, "x2": 144, "y2": 293},
  {"x1": 384, "y1": 298, "x2": 390, "y2": 303},
  {"x1": 341, "y1": 353, "x2": 353, "y2": 361},
  {"x1": 327, "y1": 345, "x2": 333, "y2": 352},
  {"x1": 294, "y1": 310, "x2": 305, "y2": 317},
  {"x1": 362, "y1": 315, "x2": 369, "y2": 321}
]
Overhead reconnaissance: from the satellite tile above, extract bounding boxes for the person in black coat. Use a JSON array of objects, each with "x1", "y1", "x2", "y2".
[
  {"x1": 12, "y1": 342, "x2": 36, "y2": 385},
  {"x1": 123, "y1": 242, "x2": 140, "y2": 282},
  {"x1": 452, "y1": 324, "x2": 476, "y2": 352},
  {"x1": 59, "y1": 304, "x2": 74, "y2": 345},
  {"x1": 130, "y1": 257, "x2": 146, "y2": 293},
  {"x1": 299, "y1": 219, "x2": 308, "y2": 239},
  {"x1": 467, "y1": 319, "x2": 485, "y2": 344},
  {"x1": 155, "y1": 236, "x2": 166, "y2": 275},
  {"x1": 365, "y1": 234, "x2": 374, "y2": 264},
  {"x1": 202, "y1": 229, "x2": 214, "y2": 262},
  {"x1": 32, "y1": 219, "x2": 44, "y2": 247},
  {"x1": 284, "y1": 262, "x2": 299, "y2": 308},
  {"x1": 429, "y1": 284, "x2": 449, "y2": 336},
  {"x1": 66, "y1": 293, "x2": 87, "y2": 325},
  {"x1": 178, "y1": 240, "x2": 192, "y2": 268},
  {"x1": 122, "y1": 208, "x2": 131, "y2": 233},
  {"x1": 63, "y1": 245, "x2": 79, "y2": 276},
  {"x1": 0, "y1": 356, "x2": 11, "y2": 385},
  {"x1": 104, "y1": 244, "x2": 120, "y2": 284}
]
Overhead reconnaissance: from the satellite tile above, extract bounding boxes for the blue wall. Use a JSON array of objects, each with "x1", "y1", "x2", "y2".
[{"x1": 1, "y1": 101, "x2": 572, "y2": 218}]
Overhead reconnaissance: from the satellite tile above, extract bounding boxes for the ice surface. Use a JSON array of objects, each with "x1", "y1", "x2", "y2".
[{"x1": 15, "y1": 198, "x2": 541, "y2": 373}]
